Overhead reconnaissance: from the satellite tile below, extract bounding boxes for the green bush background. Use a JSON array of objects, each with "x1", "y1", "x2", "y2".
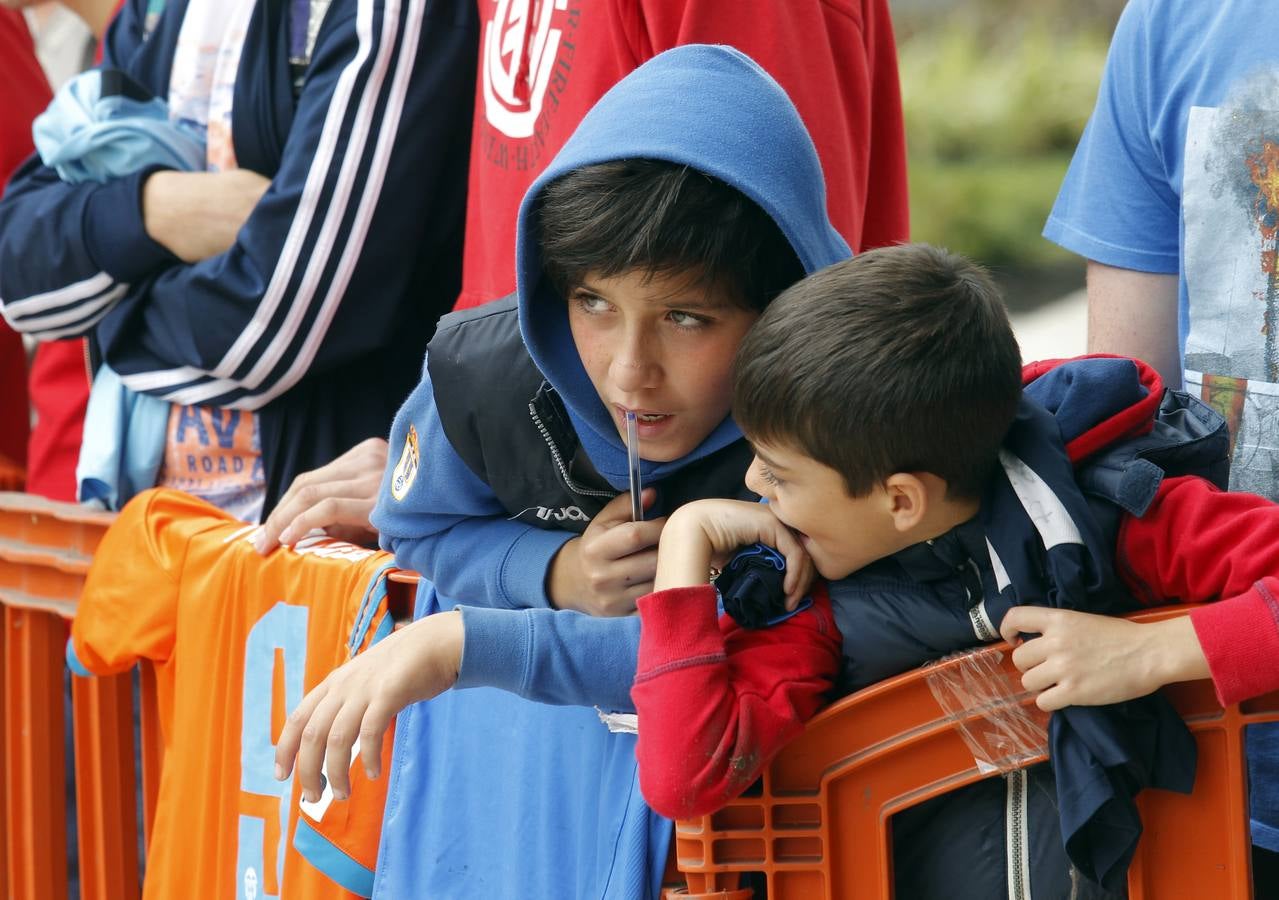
[{"x1": 894, "y1": 0, "x2": 1125, "y2": 292}]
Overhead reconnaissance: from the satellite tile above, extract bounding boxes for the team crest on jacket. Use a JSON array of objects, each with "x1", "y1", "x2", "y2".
[{"x1": 391, "y1": 425, "x2": 420, "y2": 501}]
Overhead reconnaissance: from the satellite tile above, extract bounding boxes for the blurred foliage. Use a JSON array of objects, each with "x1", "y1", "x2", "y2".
[
  {"x1": 908, "y1": 156, "x2": 1075, "y2": 269},
  {"x1": 894, "y1": 0, "x2": 1123, "y2": 271},
  {"x1": 900, "y1": 26, "x2": 1112, "y2": 162}
]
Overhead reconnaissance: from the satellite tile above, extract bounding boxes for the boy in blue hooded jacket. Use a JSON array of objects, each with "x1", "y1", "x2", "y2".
[{"x1": 276, "y1": 44, "x2": 851, "y2": 898}]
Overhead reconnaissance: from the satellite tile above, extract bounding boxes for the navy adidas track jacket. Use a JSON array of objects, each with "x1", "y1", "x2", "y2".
[{"x1": 0, "y1": 0, "x2": 477, "y2": 511}]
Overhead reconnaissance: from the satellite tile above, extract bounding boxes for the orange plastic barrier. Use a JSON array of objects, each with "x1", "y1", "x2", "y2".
[
  {"x1": 667, "y1": 605, "x2": 1279, "y2": 899},
  {"x1": 0, "y1": 494, "x2": 416, "y2": 899},
  {"x1": 1, "y1": 492, "x2": 1271, "y2": 899},
  {"x1": 0, "y1": 492, "x2": 118, "y2": 900}
]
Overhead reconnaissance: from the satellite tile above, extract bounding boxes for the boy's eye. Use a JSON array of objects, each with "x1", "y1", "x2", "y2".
[
  {"x1": 759, "y1": 466, "x2": 781, "y2": 487},
  {"x1": 572, "y1": 292, "x2": 612, "y2": 314},
  {"x1": 667, "y1": 310, "x2": 709, "y2": 328}
]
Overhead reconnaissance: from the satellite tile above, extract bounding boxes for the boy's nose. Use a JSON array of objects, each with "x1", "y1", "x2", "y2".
[
  {"x1": 745, "y1": 457, "x2": 772, "y2": 498},
  {"x1": 610, "y1": 342, "x2": 660, "y2": 392}
]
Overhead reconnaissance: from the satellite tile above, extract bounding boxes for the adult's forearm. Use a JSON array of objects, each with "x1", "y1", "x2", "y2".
[
  {"x1": 141, "y1": 169, "x2": 270, "y2": 263},
  {"x1": 1085, "y1": 261, "x2": 1181, "y2": 389}
]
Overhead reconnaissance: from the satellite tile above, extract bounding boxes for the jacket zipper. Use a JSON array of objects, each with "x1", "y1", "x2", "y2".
[
  {"x1": 969, "y1": 601, "x2": 998, "y2": 642},
  {"x1": 528, "y1": 402, "x2": 614, "y2": 499},
  {"x1": 966, "y1": 559, "x2": 998, "y2": 642},
  {"x1": 1006, "y1": 770, "x2": 1031, "y2": 900}
]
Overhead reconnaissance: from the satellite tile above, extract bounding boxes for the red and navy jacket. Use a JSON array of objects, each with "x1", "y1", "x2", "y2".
[{"x1": 0, "y1": 0, "x2": 477, "y2": 511}]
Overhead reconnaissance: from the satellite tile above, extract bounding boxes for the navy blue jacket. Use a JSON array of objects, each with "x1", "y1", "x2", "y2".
[
  {"x1": 837, "y1": 356, "x2": 1225, "y2": 898},
  {"x1": 0, "y1": 0, "x2": 476, "y2": 511}
]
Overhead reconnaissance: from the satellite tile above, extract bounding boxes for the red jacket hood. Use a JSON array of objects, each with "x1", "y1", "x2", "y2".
[{"x1": 1022, "y1": 354, "x2": 1164, "y2": 465}]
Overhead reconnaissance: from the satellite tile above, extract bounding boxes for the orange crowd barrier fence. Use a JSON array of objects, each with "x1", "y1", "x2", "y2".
[
  {"x1": 0, "y1": 493, "x2": 419, "y2": 899},
  {"x1": 1, "y1": 492, "x2": 1273, "y2": 898},
  {"x1": 0, "y1": 492, "x2": 118, "y2": 900},
  {"x1": 666, "y1": 605, "x2": 1279, "y2": 899}
]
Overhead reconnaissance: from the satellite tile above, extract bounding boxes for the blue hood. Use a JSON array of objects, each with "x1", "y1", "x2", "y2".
[{"x1": 515, "y1": 44, "x2": 850, "y2": 487}]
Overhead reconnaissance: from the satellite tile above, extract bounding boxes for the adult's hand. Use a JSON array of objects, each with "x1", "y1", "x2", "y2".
[
  {"x1": 142, "y1": 168, "x2": 271, "y2": 262},
  {"x1": 999, "y1": 606, "x2": 1208, "y2": 711},
  {"x1": 546, "y1": 489, "x2": 666, "y2": 617},
  {"x1": 255, "y1": 437, "x2": 388, "y2": 554}
]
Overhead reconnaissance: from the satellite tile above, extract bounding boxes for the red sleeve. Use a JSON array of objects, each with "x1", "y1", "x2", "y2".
[
  {"x1": 630, "y1": 0, "x2": 909, "y2": 252},
  {"x1": 0, "y1": 9, "x2": 50, "y2": 471},
  {"x1": 1116, "y1": 475, "x2": 1279, "y2": 704},
  {"x1": 631, "y1": 583, "x2": 842, "y2": 820}
]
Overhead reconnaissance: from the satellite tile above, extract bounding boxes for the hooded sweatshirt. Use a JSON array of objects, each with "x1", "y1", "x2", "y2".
[{"x1": 368, "y1": 45, "x2": 848, "y2": 900}]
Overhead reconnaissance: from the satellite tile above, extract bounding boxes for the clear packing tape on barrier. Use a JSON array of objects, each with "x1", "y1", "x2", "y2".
[{"x1": 924, "y1": 648, "x2": 1050, "y2": 775}]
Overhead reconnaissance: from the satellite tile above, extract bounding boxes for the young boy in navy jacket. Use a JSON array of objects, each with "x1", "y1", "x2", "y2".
[{"x1": 631, "y1": 243, "x2": 1279, "y2": 897}]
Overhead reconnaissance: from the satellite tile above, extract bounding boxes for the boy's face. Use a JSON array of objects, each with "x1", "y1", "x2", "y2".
[
  {"x1": 745, "y1": 440, "x2": 902, "y2": 581},
  {"x1": 566, "y1": 268, "x2": 759, "y2": 462}
]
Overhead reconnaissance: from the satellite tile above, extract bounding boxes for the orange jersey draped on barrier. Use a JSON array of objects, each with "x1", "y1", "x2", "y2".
[{"x1": 68, "y1": 488, "x2": 394, "y2": 898}]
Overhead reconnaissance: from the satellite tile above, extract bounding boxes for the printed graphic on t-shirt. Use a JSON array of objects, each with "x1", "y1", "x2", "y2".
[
  {"x1": 168, "y1": 0, "x2": 255, "y2": 171},
  {"x1": 1184, "y1": 71, "x2": 1279, "y2": 498},
  {"x1": 154, "y1": 0, "x2": 266, "y2": 521},
  {"x1": 158, "y1": 404, "x2": 265, "y2": 523},
  {"x1": 480, "y1": 0, "x2": 580, "y2": 169}
]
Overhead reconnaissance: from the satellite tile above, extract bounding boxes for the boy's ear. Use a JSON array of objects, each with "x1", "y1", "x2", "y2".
[{"x1": 883, "y1": 473, "x2": 930, "y2": 532}]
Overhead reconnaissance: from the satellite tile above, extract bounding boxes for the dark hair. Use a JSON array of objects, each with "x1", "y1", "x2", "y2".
[
  {"x1": 734, "y1": 244, "x2": 1022, "y2": 499},
  {"x1": 536, "y1": 159, "x2": 804, "y2": 311}
]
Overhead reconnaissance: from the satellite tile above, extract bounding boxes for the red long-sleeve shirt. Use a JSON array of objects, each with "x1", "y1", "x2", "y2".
[
  {"x1": 632, "y1": 583, "x2": 842, "y2": 819},
  {"x1": 633, "y1": 475, "x2": 1279, "y2": 820},
  {"x1": 1121, "y1": 475, "x2": 1279, "y2": 705}
]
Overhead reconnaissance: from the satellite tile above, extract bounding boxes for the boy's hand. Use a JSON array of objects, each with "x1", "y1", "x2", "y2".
[
  {"x1": 999, "y1": 607, "x2": 1208, "y2": 711},
  {"x1": 274, "y1": 610, "x2": 464, "y2": 802},
  {"x1": 548, "y1": 489, "x2": 666, "y2": 617},
  {"x1": 657, "y1": 499, "x2": 814, "y2": 610}
]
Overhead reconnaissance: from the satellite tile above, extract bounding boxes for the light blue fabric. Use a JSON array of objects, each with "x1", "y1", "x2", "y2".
[
  {"x1": 1043, "y1": 0, "x2": 1279, "y2": 852},
  {"x1": 372, "y1": 45, "x2": 849, "y2": 900},
  {"x1": 64, "y1": 639, "x2": 92, "y2": 679},
  {"x1": 33, "y1": 69, "x2": 205, "y2": 185},
  {"x1": 293, "y1": 818, "x2": 374, "y2": 896},
  {"x1": 35, "y1": 68, "x2": 206, "y2": 510},
  {"x1": 1043, "y1": 0, "x2": 1279, "y2": 373},
  {"x1": 76, "y1": 365, "x2": 169, "y2": 509}
]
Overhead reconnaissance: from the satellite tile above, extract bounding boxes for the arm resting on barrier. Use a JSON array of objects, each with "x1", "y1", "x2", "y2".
[
  {"x1": 631, "y1": 583, "x2": 841, "y2": 820},
  {"x1": 370, "y1": 367, "x2": 575, "y2": 611},
  {"x1": 1003, "y1": 475, "x2": 1279, "y2": 708},
  {"x1": 274, "y1": 609, "x2": 464, "y2": 803}
]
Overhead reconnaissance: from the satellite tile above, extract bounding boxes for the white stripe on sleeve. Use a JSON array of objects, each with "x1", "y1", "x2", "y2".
[{"x1": 2, "y1": 271, "x2": 115, "y2": 320}]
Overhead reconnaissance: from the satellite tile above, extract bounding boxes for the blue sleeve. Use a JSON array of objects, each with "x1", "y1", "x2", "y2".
[
  {"x1": 455, "y1": 605, "x2": 640, "y2": 712},
  {"x1": 370, "y1": 361, "x2": 575, "y2": 610},
  {"x1": 1, "y1": 0, "x2": 477, "y2": 411},
  {"x1": 1043, "y1": 0, "x2": 1181, "y2": 274},
  {"x1": 0, "y1": 0, "x2": 173, "y2": 340}
]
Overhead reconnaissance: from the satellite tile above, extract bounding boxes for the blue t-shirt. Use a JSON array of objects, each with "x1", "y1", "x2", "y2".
[{"x1": 1045, "y1": 0, "x2": 1279, "y2": 850}]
